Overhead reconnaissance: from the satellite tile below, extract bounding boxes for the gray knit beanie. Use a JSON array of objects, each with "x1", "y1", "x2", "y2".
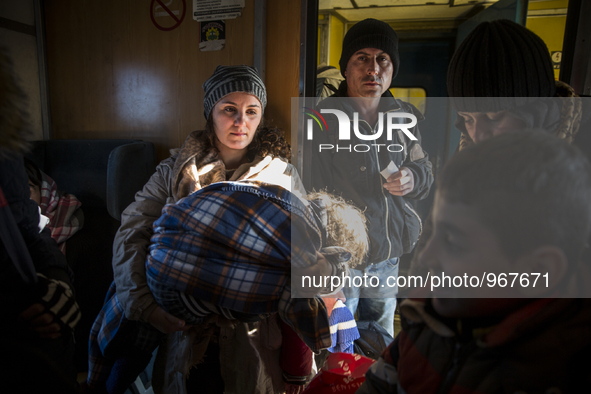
[
  {"x1": 202, "y1": 65, "x2": 267, "y2": 119},
  {"x1": 339, "y1": 18, "x2": 400, "y2": 81}
]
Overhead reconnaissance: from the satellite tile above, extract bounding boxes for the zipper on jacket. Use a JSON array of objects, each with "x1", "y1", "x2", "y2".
[
  {"x1": 356, "y1": 107, "x2": 400, "y2": 261},
  {"x1": 404, "y1": 202, "x2": 423, "y2": 235},
  {"x1": 373, "y1": 123, "x2": 392, "y2": 260}
]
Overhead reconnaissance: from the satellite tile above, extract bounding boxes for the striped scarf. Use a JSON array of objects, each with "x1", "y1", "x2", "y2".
[{"x1": 327, "y1": 300, "x2": 360, "y2": 353}]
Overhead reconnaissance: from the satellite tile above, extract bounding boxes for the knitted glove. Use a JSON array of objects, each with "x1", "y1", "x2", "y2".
[{"x1": 35, "y1": 273, "x2": 81, "y2": 332}]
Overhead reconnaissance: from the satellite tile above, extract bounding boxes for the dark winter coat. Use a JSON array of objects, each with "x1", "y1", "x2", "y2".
[
  {"x1": 310, "y1": 82, "x2": 434, "y2": 265},
  {"x1": 358, "y1": 298, "x2": 591, "y2": 394}
]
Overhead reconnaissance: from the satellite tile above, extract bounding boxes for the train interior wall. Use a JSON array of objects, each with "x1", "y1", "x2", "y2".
[{"x1": 1, "y1": 0, "x2": 301, "y2": 161}]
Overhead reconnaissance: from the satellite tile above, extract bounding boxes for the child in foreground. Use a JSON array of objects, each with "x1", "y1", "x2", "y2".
[{"x1": 358, "y1": 131, "x2": 591, "y2": 393}]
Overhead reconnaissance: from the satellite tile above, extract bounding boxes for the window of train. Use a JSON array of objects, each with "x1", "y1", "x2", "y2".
[{"x1": 390, "y1": 87, "x2": 427, "y2": 114}]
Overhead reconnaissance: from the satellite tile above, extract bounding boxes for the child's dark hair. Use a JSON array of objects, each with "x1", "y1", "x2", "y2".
[
  {"x1": 24, "y1": 157, "x2": 42, "y2": 188},
  {"x1": 438, "y1": 131, "x2": 591, "y2": 265}
]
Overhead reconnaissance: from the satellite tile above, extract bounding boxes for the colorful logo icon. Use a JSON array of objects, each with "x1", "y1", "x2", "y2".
[{"x1": 302, "y1": 107, "x2": 328, "y2": 139}]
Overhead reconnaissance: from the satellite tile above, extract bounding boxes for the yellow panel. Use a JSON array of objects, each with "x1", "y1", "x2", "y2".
[
  {"x1": 526, "y1": 16, "x2": 567, "y2": 80},
  {"x1": 318, "y1": 25, "x2": 322, "y2": 65},
  {"x1": 528, "y1": 0, "x2": 568, "y2": 11},
  {"x1": 329, "y1": 15, "x2": 344, "y2": 69},
  {"x1": 390, "y1": 87, "x2": 426, "y2": 114}
]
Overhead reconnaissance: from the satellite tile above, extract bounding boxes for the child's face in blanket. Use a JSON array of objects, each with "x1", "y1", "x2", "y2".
[
  {"x1": 28, "y1": 180, "x2": 41, "y2": 205},
  {"x1": 213, "y1": 92, "x2": 262, "y2": 157}
]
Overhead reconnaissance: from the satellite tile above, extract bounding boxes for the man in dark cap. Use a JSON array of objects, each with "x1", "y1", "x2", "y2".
[{"x1": 309, "y1": 18, "x2": 434, "y2": 337}]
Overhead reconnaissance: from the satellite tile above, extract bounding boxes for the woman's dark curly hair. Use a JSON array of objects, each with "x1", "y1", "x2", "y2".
[{"x1": 203, "y1": 115, "x2": 291, "y2": 160}]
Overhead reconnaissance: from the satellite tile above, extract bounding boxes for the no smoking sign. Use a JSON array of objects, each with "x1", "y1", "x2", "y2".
[{"x1": 151, "y1": 0, "x2": 186, "y2": 31}]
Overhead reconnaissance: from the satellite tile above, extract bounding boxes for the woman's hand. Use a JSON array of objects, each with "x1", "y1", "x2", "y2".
[
  {"x1": 148, "y1": 306, "x2": 190, "y2": 333},
  {"x1": 293, "y1": 252, "x2": 333, "y2": 298}
]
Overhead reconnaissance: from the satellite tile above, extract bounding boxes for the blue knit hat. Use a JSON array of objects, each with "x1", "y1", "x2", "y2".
[{"x1": 202, "y1": 65, "x2": 267, "y2": 119}]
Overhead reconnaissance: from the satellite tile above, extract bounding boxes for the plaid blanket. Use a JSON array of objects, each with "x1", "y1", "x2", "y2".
[
  {"x1": 146, "y1": 181, "x2": 336, "y2": 349},
  {"x1": 88, "y1": 181, "x2": 346, "y2": 388},
  {"x1": 88, "y1": 283, "x2": 163, "y2": 388},
  {"x1": 39, "y1": 172, "x2": 82, "y2": 254}
]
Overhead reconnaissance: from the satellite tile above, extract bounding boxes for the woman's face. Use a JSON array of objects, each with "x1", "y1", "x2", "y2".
[
  {"x1": 457, "y1": 111, "x2": 527, "y2": 144},
  {"x1": 212, "y1": 92, "x2": 262, "y2": 156}
]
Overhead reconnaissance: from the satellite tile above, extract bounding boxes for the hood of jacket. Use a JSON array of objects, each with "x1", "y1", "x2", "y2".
[{"x1": 171, "y1": 130, "x2": 295, "y2": 202}]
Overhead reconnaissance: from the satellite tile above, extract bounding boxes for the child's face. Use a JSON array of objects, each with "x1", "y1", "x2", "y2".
[
  {"x1": 29, "y1": 180, "x2": 41, "y2": 205},
  {"x1": 419, "y1": 194, "x2": 523, "y2": 318}
]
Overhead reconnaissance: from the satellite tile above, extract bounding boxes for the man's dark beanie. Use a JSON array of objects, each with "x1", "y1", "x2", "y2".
[
  {"x1": 339, "y1": 18, "x2": 400, "y2": 81},
  {"x1": 447, "y1": 19, "x2": 555, "y2": 112}
]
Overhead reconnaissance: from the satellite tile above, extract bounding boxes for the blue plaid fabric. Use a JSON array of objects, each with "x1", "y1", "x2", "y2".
[
  {"x1": 146, "y1": 182, "x2": 333, "y2": 350},
  {"x1": 88, "y1": 181, "x2": 338, "y2": 388},
  {"x1": 87, "y1": 283, "x2": 163, "y2": 388}
]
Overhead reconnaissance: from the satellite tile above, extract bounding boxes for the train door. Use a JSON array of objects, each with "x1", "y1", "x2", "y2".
[
  {"x1": 392, "y1": 38, "x2": 455, "y2": 220},
  {"x1": 299, "y1": 0, "x2": 533, "y2": 277}
]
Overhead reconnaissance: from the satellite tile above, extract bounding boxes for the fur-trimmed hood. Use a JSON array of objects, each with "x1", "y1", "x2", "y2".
[{"x1": 171, "y1": 129, "x2": 304, "y2": 202}]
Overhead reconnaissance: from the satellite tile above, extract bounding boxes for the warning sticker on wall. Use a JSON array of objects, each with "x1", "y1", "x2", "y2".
[
  {"x1": 199, "y1": 20, "x2": 226, "y2": 51},
  {"x1": 193, "y1": 0, "x2": 244, "y2": 22},
  {"x1": 151, "y1": 0, "x2": 186, "y2": 31},
  {"x1": 551, "y1": 51, "x2": 562, "y2": 70}
]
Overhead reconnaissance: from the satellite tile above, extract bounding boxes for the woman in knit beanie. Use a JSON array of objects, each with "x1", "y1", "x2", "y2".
[
  {"x1": 90, "y1": 65, "x2": 317, "y2": 394},
  {"x1": 446, "y1": 19, "x2": 585, "y2": 151}
]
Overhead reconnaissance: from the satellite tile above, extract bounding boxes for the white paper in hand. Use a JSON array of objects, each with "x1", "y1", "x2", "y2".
[{"x1": 380, "y1": 161, "x2": 400, "y2": 180}]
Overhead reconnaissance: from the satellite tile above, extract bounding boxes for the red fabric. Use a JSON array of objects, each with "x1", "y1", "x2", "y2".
[
  {"x1": 38, "y1": 172, "x2": 82, "y2": 254},
  {"x1": 397, "y1": 330, "x2": 443, "y2": 393},
  {"x1": 483, "y1": 298, "x2": 553, "y2": 346},
  {"x1": 0, "y1": 185, "x2": 7, "y2": 207},
  {"x1": 303, "y1": 352, "x2": 374, "y2": 394},
  {"x1": 280, "y1": 318, "x2": 314, "y2": 377}
]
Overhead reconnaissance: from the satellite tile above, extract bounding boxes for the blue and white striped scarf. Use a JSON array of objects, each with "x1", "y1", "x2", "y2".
[{"x1": 327, "y1": 300, "x2": 360, "y2": 353}]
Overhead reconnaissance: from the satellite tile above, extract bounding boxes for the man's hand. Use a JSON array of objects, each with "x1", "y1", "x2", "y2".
[
  {"x1": 19, "y1": 303, "x2": 62, "y2": 339},
  {"x1": 293, "y1": 252, "x2": 333, "y2": 298},
  {"x1": 383, "y1": 167, "x2": 414, "y2": 196},
  {"x1": 148, "y1": 306, "x2": 190, "y2": 333}
]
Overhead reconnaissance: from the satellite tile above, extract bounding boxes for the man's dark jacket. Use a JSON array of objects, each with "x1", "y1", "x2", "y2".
[{"x1": 310, "y1": 82, "x2": 433, "y2": 265}]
